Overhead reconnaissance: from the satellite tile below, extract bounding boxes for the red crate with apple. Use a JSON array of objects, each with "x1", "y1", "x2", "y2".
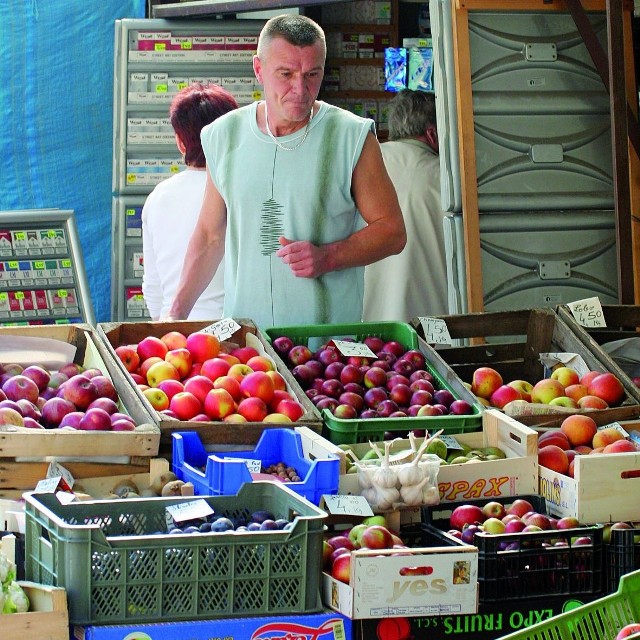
[
  {"x1": 411, "y1": 308, "x2": 640, "y2": 428},
  {"x1": 263, "y1": 321, "x2": 484, "y2": 445},
  {"x1": 422, "y1": 494, "x2": 605, "y2": 602},
  {"x1": 96, "y1": 320, "x2": 322, "y2": 452}
]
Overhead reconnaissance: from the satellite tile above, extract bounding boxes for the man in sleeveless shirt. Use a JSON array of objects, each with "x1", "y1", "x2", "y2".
[{"x1": 167, "y1": 14, "x2": 406, "y2": 328}]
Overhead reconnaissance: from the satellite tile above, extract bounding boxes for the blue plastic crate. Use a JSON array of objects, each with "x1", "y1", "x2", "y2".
[{"x1": 172, "y1": 428, "x2": 340, "y2": 505}]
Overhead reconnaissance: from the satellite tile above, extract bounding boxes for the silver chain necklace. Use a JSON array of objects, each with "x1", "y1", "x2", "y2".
[{"x1": 264, "y1": 103, "x2": 314, "y2": 152}]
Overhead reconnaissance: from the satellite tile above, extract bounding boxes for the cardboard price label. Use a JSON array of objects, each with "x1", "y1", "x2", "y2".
[
  {"x1": 201, "y1": 318, "x2": 241, "y2": 341},
  {"x1": 597, "y1": 422, "x2": 629, "y2": 437},
  {"x1": 331, "y1": 340, "x2": 377, "y2": 359},
  {"x1": 46, "y1": 461, "x2": 74, "y2": 490},
  {"x1": 419, "y1": 317, "x2": 452, "y2": 345},
  {"x1": 225, "y1": 457, "x2": 262, "y2": 473},
  {"x1": 439, "y1": 434, "x2": 464, "y2": 450},
  {"x1": 322, "y1": 494, "x2": 374, "y2": 517},
  {"x1": 567, "y1": 297, "x2": 606, "y2": 328},
  {"x1": 166, "y1": 498, "x2": 214, "y2": 524}
]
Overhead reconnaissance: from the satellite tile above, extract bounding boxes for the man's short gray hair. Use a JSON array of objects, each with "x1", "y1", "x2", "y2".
[
  {"x1": 257, "y1": 14, "x2": 326, "y2": 59},
  {"x1": 388, "y1": 89, "x2": 437, "y2": 141}
]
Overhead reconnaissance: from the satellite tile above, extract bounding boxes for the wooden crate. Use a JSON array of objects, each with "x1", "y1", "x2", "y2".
[
  {"x1": 557, "y1": 304, "x2": 640, "y2": 403},
  {"x1": 4, "y1": 581, "x2": 69, "y2": 639},
  {"x1": 96, "y1": 320, "x2": 322, "y2": 452},
  {"x1": 0, "y1": 325, "x2": 160, "y2": 498},
  {"x1": 539, "y1": 431, "x2": 640, "y2": 523},
  {"x1": 302, "y1": 409, "x2": 539, "y2": 508},
  {"x1": 411, "y1": 308, "x2": 640, "y2": 428}
]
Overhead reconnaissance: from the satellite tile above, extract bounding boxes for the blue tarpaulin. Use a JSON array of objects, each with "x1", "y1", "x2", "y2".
[{"x1": 0, "y1": 0, "x2": 146, "y2": 322}]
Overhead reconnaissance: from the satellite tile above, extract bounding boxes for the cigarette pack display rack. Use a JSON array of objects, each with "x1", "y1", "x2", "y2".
[
  {"x1": 111, "y1": 18, "x2": 265, "y2": 320},
  {"x1": 0, "y1": 208, "x2": 95, "y2": 326}
]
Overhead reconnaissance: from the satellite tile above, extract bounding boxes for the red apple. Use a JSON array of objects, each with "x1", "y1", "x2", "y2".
[
  {"x1": 59, "y1": 411, "x2": 84, "y2": 429},
  {"x1": 471, "y1": 367, "x2": 503, "y2": 400},
  {"x1": 237, "y1": 396, "x2": 268, "y2": 422},
  {"x1": 78, "y1": 407, "x2": 112, "y2": 431},
  {"x1": 587, "y1": 372, "x2": 625, "y2": 407},
  {"x1": 531, "y1": 378, "x2": 566, "y2": 404},
  {"x1": 165, "y1": 348, "x2": 193, "y2": 380},
  {"x1": 186, "y1": 332, "x2": 221, "y2": 363},
  {"x1": 157, "y1": 378, "x2": 185, "y2": 402},
  {"x1": 41, "y1": 397, "x2": 76, "y2": 428},
  {"x1": 507, "y1": 379, "x2": 533, "y2": 402},
  {"x1": 213, "y1": 375, "x2": 243, "y2": 402},
  {"x1": 115, "y1": 345, "x2": 141, "y2": 373},
  {"x1": 240, "y1": 371, "x2": 275, "y2": 404},
  {"x1": 160, "y1": 330, "x2": 188, "y2": 350},
  {"x1": 275, "y1": 398, "x2": 304, "y2": 422},
  {"x1": 3, "y1": 374, "x2": 40, "y2": 404},
  {"x1": 136, "y1": 336, "x2": 168, "y2": 361},
  {"x1": 490, "y1": 384, "x2": 522, "y2": 409},
  {"x1": 169, "y1": 391, "x2": 202, "y2": 420},
  {"x1": 450, "y1": 504, "x2": 486, "y2": 531},
  {"x1": 272, "y1": 335, "x2": 294, "y2": 357},
  {"x1": 360, "y1": 525, "x2": 394, "y2": 550},
  {"x1": 616, "y1": 623, "x2": 640, "y2": 640},
  {"x1": 506, "y1": 498, "x2": 535, "y2": 518},
  {"x1": 87, "y1": 397, "x2": 119, "y2": 415},
  {"x1": 183, "y1": 375, "x2": 213, "y2": 405},
  {"x1": 21, "y1": 365, "x2": 50, "y2": 391},
  {"x1": 61, "y1": 375, "x2": 98, "y2": 410},
  {"x1": 146, "y1": 361, "x2": 180, "y2": 388},
  {"x1": 230, "y1": 345, "x2": 260, "y2": 364},
  {"x1": 200, "y1": 357, "x2": 231, "y2": 382},
  {"x1": 331, "y1": 553, "x2": 351, "y2": 584}
]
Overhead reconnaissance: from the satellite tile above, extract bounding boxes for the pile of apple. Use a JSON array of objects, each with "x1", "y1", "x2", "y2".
[
  {"x1": 538, "y1": 414, "x2": 639, "y2": 477},
  {"x1": 471, "y1": 365, "x2": 627, "y2": 412},
  {"x1": 0, "y1": 361, "x2": 137, "y2": 431},
  {"x1": 447, "y1": 498, "x2": 593, "y2": 549},
  {"x1": 114, "y1": 330, "x2": 306, "y2": 423},
  {"x1": 323, "y1": 516, "x2": 412, "y2": 584},
  {"x1": 271, "y1": 334, "x2": 474, "y2": 422}
]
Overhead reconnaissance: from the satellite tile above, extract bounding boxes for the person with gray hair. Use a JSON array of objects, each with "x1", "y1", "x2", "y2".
[
  {"x1": 363, "y1": 89, "x2": 449, "y2": 321},
  {"x1": 167, "y1": 13, "x2": 406, "y2": 327}
]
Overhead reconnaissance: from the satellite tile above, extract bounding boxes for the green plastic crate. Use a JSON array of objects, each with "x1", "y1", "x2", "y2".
[
  {"x1": 24, "y1": 482, "x2": 326, "y2": 625},
  {"x1": 265, "y1": 322, "x2": 483, "y2": 444},
  {"x1": 496, "y1": 569, "x2": 640, "y2": 640}
]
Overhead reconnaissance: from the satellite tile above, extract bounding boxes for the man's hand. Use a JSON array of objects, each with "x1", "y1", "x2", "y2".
[{"x1": 276, "y1": 236, "x2": 329, "y2": 278}]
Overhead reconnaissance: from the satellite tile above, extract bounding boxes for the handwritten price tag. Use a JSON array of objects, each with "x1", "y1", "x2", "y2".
[
  {"x1": 332, "y1": 340, "x2": 376, "y2": 359},
  {"x1": 322, "y1": 494, "x2": 374, "y2": 517},
  {"x1": 597, "y1": 422, "x2": 629, "y2": 437},
  {"x1": 419, "y1": 317, "x2": 452, "y2": 345},
  {"x1": 35, "y1": 477, "x2": 63, "y2": 494},
  {"x1": 166, "y1": 499, "x2": 214, "y2": 524},
  {"x1": 225, "y1": 457, "x2": 262, "y2": 473},
  {"x1": 46, "y1": 461, "x2": 74, "y2": 490},
  {"x1": 567, "y1": 297, "x2": 606, "y2": 328},
  {"x1": 201, "y1": 318, "x2": 241, "y2": 341},
  {"x1": 439, "y1": 434, "x2": 463, "y2": 450}
]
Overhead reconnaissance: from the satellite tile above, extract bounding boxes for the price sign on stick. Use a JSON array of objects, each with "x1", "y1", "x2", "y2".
[
  {"x1": 567, "y1": 297, "x2": 606, "y2": 328},
  {"x1": 419, "y1": 317, "x2": 452, "y2": 345},
  {"x1": 332, "y1": 340, "x2": 377, "y2": 359},
  {"x1": 201, "y1": 318, "x2": 241, "y2": 341},
  {"x1": 322, "y1": 494, "x2": 374, "y2": 517}
]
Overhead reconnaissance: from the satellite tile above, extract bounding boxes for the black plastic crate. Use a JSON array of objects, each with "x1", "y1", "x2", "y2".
[
  {"x1": 606, "y1": 526, "x2": 640, "y2": 594},
  {"x1": 423, "y1": 495, "x2": 604, "y2": 602}
]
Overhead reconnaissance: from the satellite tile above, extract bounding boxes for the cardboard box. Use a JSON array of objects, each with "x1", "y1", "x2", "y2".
[
  {"x1": 73, "y1": 609, "x2": 352, "y2": 640},
  {"x1": 353, "y1": 592, "x2": 599, "y2": 640},
  {"x1": 539, "y1": 447, "x2": 640, "y2": 523},
  {"x1": 305, "y1": 409, "x2": 538, "y2": 507},
  {"x1": 0, "y1": 324, "x2": 160, "y2": 498},
  {"x1": 322, "y1": 539, "x2": 478, "y2": 619},
  {"x1": 412, "y1": 308, "x2": 640, "y2": 428},
  {"x1": 96, "y1": 320, "x2": 322, "y2": 451}
]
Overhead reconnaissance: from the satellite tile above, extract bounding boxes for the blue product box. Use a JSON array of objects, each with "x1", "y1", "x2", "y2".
[
  {"x1": 408, "y1": 47, "x2": 434, "y2": 92},
  {"x1": 172, "y1": 427, "x2": 340, "y2": 505},
  {"x1": 384, "y1": 47, "x2": 407, "y2": 92},
  {"x1": 74, "y1": 609, "x2": 353, "y2": 640}
]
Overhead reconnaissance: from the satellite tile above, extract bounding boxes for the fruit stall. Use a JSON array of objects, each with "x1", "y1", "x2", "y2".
[{"x1": 1, "y1": 312, "x2": 639, "y2": 640}]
